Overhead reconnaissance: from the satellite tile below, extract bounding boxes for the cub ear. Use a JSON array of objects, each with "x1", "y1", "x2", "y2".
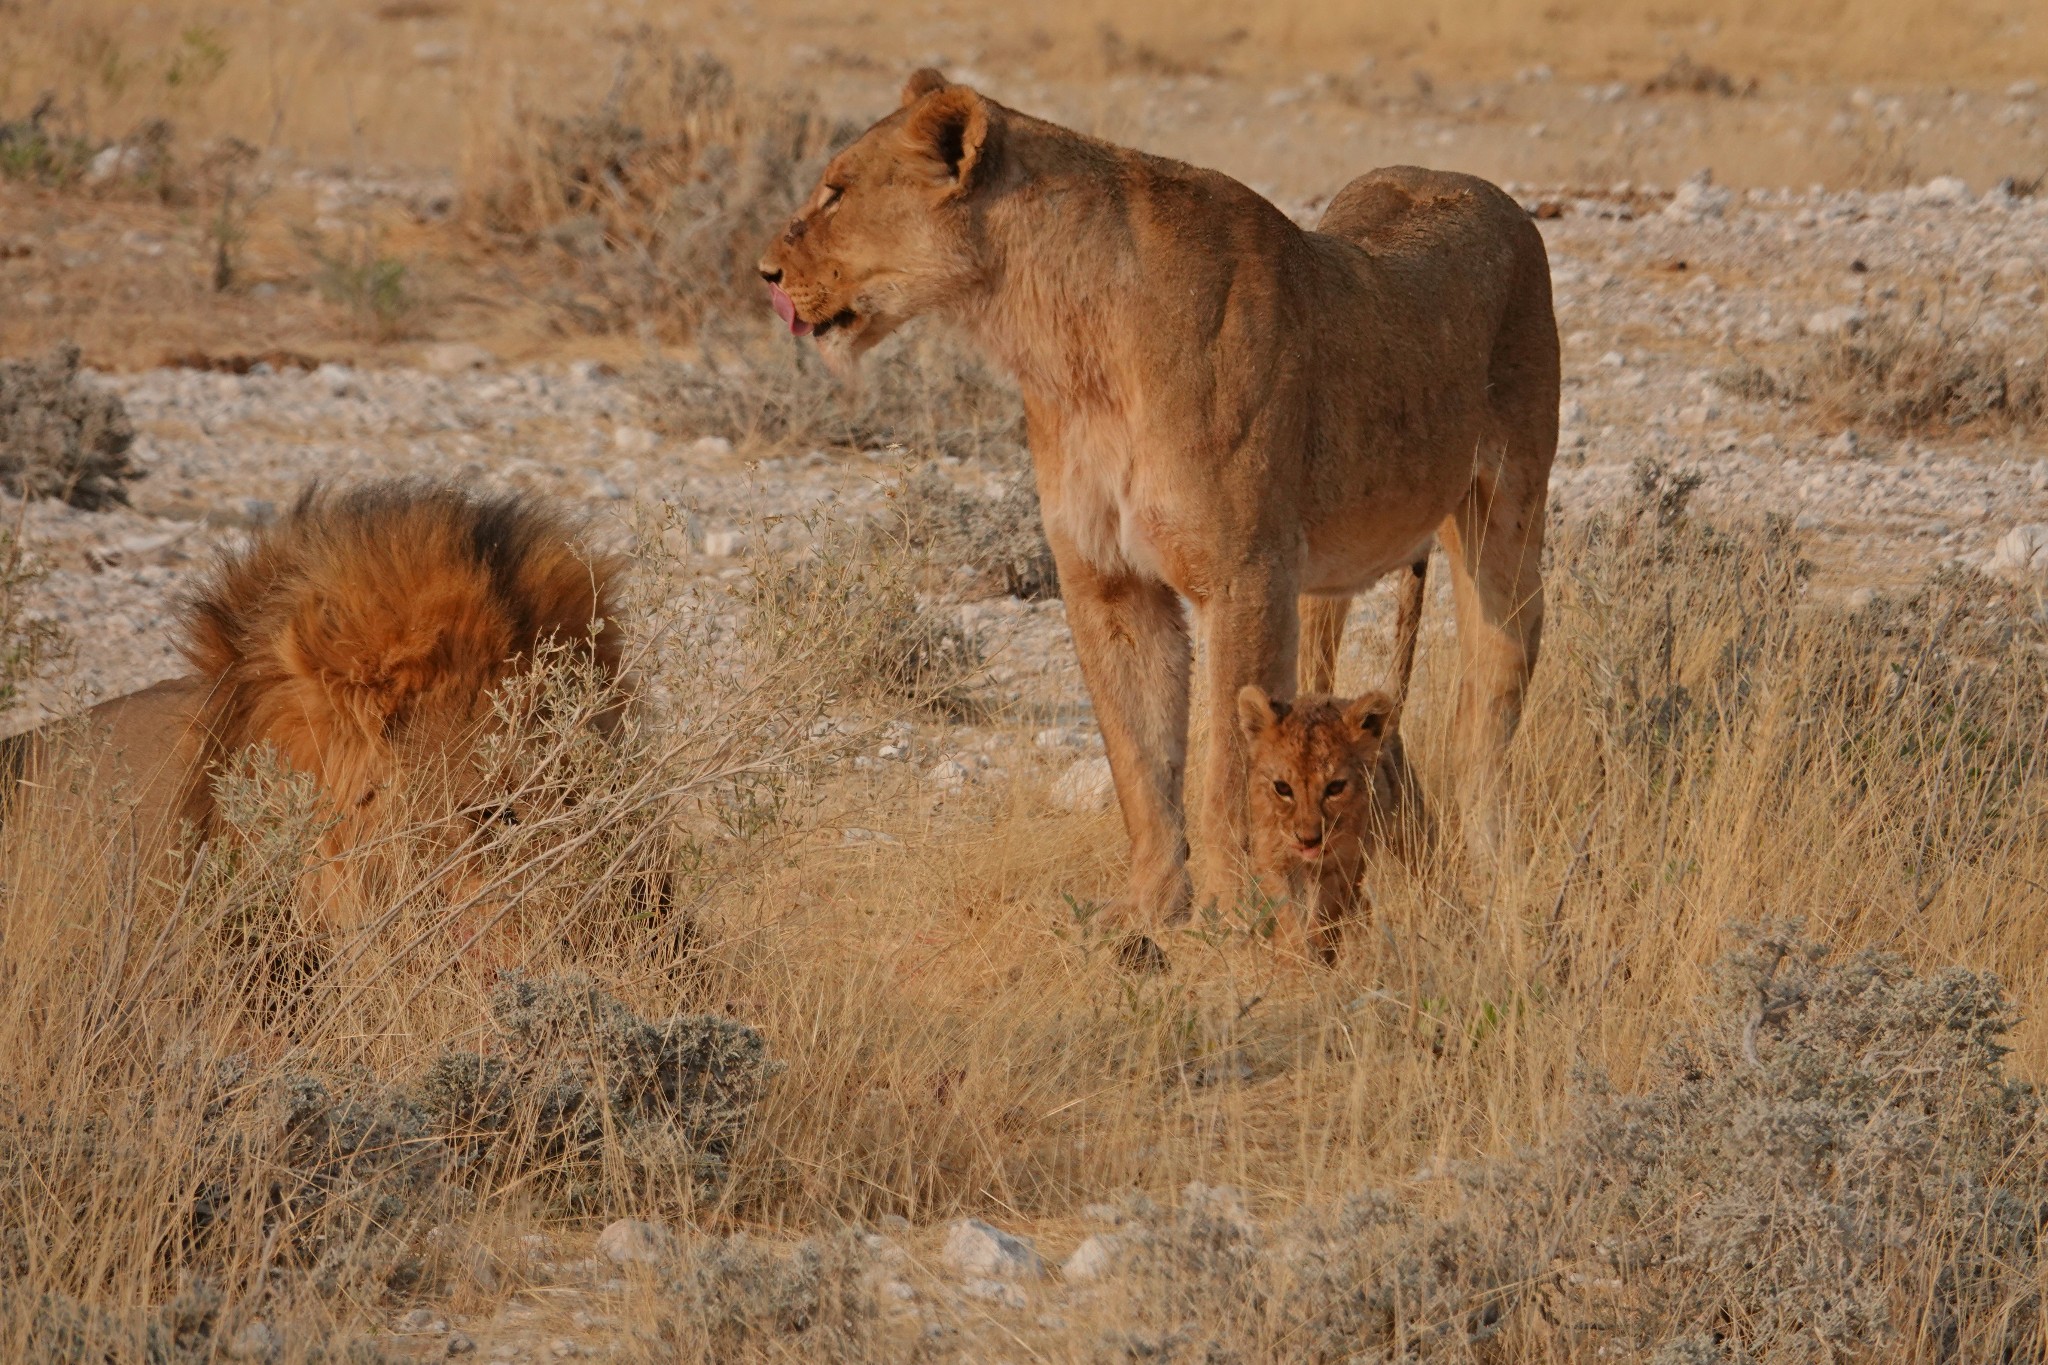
[
  {"x1": 900, "y1": 67, "x2": 952, "y2": 106},
  {"x1": 1237, "y1": 684, "x2": 1290, "y2": 739},
  {"x1": 1342, "y1": 691, "x2": 1398, "y2": 742},
  {"x1": 902, "y1": 85, "x2": 991, "y2": 196}
]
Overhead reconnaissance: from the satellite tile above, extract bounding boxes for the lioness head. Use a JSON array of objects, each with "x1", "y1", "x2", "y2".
[
  {"x1": 757, "y1": 68, "x2": 995, "y2": 366},
  {"x1": 1237, "y1": 686, "x2": 1397, "y2": 865}
]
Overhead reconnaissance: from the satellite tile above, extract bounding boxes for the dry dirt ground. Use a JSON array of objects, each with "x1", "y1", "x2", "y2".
[{"x1": 5, "y1": 6, "x2": 2048, "y2": 1362}]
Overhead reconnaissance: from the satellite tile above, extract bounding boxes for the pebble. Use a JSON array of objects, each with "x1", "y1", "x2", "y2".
[
  {"x1": 1062, "y1": 1232, "x2": 1123, "y2": 1282},
  {"x1": 1052, "y1": 757, "x2": 1115, "y2": 813},
  {"x1": 941, "y1": 1218, "x2": 1043, "y2": 1279},
  {"x1": 1804, "y1": 306, "x2": 1867, "y2": 336},
  {"x1": 222, "y1": 1321, "x2": 281, "y2": 1362},
  {"x1": 612, "y1": 425, "x2": 660, "y2": 457},
  {"x1": 961, "y1": 1276, "x2": 1030, "y2": 1308},
  {"x1": 399, "y1": 1308, "x2": 449, "y2": 1333},
  {"x1": 1990, "y1": 524, "x2": 2048, "y2": 582},
  {"x1": 420, "y1": 342, "x2": 495, "y2": 374},
  {"x1": 594, "y1": 1217, "x2": 676, "y2": 1266},
  {"x1": 1665, "y1": 169, "x2": 1732, "y2": 221},
  {"x1": 446, "y1": 1335, "x2": 476, "y2": 1357},
  {"x1": 926, "y1": 758, "x2": 973, "y2": 791},
  {"x1": 702, "y1": 529, "x2": 748, "y2": 558}
]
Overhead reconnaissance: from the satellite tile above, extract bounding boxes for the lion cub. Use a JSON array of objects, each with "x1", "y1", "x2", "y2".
[{"x1": 1237, "y1": 686, "x2": 1428, "y2": 964}]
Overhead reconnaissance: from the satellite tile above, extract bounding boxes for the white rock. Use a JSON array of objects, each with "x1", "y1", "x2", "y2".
[
  {"x1": 1911, "y1": 175, "x2": 1970, "y2": 207},
  {"x1": 1826, "y1": 431, "x2": 1863, "y2": 459},
  {"x1": 2029, "y1": 459, "x2": 2048, "y2": 493},
  {"x1": 1665, "y1": 169, "x2": 1732, "y2": 221},
  {"x1": 1081, "y1": 1202, "x2": 1125, "y2": 1225},
  {"x1": 884, "y1": 1279, "x2": 917, "y2": 1302},
  {"x1": 595, "y1": 1217, "x2": 676, "y2": 1266},
  {"x1": 314, "y1": 362, "x2": 360, "y2": 397},
  {"x1": 85, "y1": 144, "x2": 151, "y2": 186},
  {"x1": 1033, "y1": 727, "x2": 1083, "y2": 749},
  {"x1": 1990, "y1": 524, "x2": 2048, "y2": 581},
  {"x1": 398, "y1": 1308, "x2": 448, "y2": 1333},
  {"x1": 841, "y1": 827, "x2": 902, "y2": 846},
  {"x1": 685, "y1": 435, "x2": 735, "y2": 459},
  {"x1": 927, "y1": 758, "x2": 973, "y2": 791},
  {"x1": 2009, "y1": 79, "x2": 2041, "y2": 99},
  {"x1": 612, "y1": 425, "x2": 660, "y2": 457},
  {"x1": 1062, "y1": 1233, "x2": 1124, "y2": 1282},
  {"x1": 961, "y1": 1277, "x2": 1029, "y2": 1308},
  {"x1": 1052, "y1": 756, "x2": 1115, "y2": 813},
  {"x1": 585, "y1": 473, "x2": 627, "y2": 501},
  {"x1": 421, "y1": 342, "x2": 494, "y2": 374},
  {"x1": 1845, "y1": 587, "x2": 1878, "y2": 613},
  {"x1": 702, "y1": 529, "x2": 747, "y2": 558},
  {"x1": 413, "y1": 40, "x2": 461, "y2": 66},
  {"x1": 941, "y1": 1218, "x2": 1043, "y2": 1279},
  {"x1": 1804, "y1": 306, "x2": 1867, "y2": 337},
  {"x1": 1181, "y1": 1181, "x2": 1254, "y2": 1232},
  {"x1": 223, "y1": 1321, "x2": 281, "y2": 1362}
]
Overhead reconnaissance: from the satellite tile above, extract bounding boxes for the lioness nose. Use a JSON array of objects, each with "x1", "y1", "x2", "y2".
[
  {"x1": 1299, "y1": 831, "x2": 1322, "y2": 849},
  {"x1": 759, "y1": 265, "x2": 783, "y2": 284}
]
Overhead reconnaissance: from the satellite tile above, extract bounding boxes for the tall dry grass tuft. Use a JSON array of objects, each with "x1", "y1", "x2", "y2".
[
  {"x1": 4, "y1": 474, "x2": 2048, "y2": 1359},
  {"x1": 470, "y1": 46, "x2": 857, "y2": 340}
]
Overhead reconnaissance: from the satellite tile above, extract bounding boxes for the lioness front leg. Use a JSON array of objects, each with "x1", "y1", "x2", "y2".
[
  {"x1": 1054, "y1": 546, "x2": 1195, "y2": 929},
  {"x1": 1190, "y1": 566, "x2": 1298, "y2": 912}
]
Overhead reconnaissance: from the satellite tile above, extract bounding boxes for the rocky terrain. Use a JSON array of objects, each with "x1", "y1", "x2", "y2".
[{"x1": 11, "y1": 177, "x2": 2045, "y2": 747}]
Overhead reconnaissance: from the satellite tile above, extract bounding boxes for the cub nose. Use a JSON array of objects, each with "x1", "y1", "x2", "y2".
[
  {"x1": 1298, "y1": 831, "x2": 1323, "y2": 849},
  {"x1": 758, "y1": 265, "x2": 783, "y2": 283}
]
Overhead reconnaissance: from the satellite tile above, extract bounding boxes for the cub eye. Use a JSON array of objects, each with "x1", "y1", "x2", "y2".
[
  {"x1": 1273, "y1": 780, "x2": 1293, "y2": 799},
  {"x1": 1323, "y1": 780, "x2": 1348, "y2": 798}
]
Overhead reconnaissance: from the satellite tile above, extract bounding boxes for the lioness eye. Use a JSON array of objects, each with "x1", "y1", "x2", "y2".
[
  {"x1": 821, "y1": 184, "x2": 844, "y2": 209},
  {"x1": 1273, "y1": 780, "x2": 1293, "y2": 799},
  {"x1": 1324, "y1": 780, "x2": 1348, "y2": 797}
]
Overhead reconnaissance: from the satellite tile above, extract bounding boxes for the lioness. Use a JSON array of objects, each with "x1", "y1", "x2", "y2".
[
  {"x1": 1237, "y1": 686, "x2": 1414, "y2": 964},
  {"x1": 3, "y1": 481, "x2": 626, "y2": 932},
  {"x1": 758, "y1": 69, "x2": 1557, "y2": 931}
]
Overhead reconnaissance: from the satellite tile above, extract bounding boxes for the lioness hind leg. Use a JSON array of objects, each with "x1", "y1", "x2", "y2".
[
  {"x1": 1297, "y1": 594, "x2": 1349, "y2": 694},
  {"x1": 1439, "y1": 474, "x2": 1545, "y2": 864},
  {"x1": 1054, "y1": 549, "x2": 1195, "y2": 928}
]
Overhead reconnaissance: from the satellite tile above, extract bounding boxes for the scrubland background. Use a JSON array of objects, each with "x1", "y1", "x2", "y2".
[{"x1": 4, "y1": 0, "x2": 2048, "y2": 1361}]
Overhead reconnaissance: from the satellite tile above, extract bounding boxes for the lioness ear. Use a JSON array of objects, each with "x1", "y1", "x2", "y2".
[
  {"x1": 901, "y1": 67, "x2": 951, "y2": 106},
  {"x1": 903, "y1": 85, "x2": 991, "y2": 196},
  {"x1": 1237, "y1": 684, "x2": 1289, "y2": 739},
  {"x1": 1343, "y1": 692, "x2": 1397, "y2": 742}
]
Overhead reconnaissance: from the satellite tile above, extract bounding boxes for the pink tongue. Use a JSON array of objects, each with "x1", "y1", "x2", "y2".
[{"x1": 767, "y1": 283, "x2": 812, "y2": 336}]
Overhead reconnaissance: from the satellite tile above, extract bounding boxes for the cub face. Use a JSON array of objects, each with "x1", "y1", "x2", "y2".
[
  {"x1": 1237, "y1": 685, "x2": 1397, "y2": 866},
  {"x1": 756, "y1": 69, "x2": 995, "y2": 368}
]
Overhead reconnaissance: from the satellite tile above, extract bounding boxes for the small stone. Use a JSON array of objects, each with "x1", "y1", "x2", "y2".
[
  {"x1": 314, "y1": 362, "x2": 359, "y2": 397},
  {"x1": 1826, "y1": 431, "x2": 1863, "y2": 459},
  {"x1": 1181, "y1": 1181, "x2": 1254, "y2": 1232},
  {"x1": 612, "y1": 425, "x2": 660, "y2": 457},
  {"x1": 1062, "y1": 1233, "x2": 1124, "y2": 1282},
  {"x1": 702, "y1": 529, "x2": 747, "y2": 558},
  {"x1": 421, "y1": 342, "x2": 495, "y2": 374},
  {"x1": 961, "y1": 1277, "x2": 1030, "y2": 1308},
  {"x1": 2028, "y1": 459, "x2": 2048, "y2": 493},
  {"x1": 446, "y1": 1335, "x2": 476, "y2": 1357},
  {"x1": 1845, "y1": 587, "x2": 1878, "y2": 613},
  {"x1": 1081, "y1": 1202, "x2": 1124, "y2": 1225},
  {"x1": 399, "y1": 1308, "x2": 448, "y2": 1333},
  {"x1": 941, "y1": 1218, "x2": 1043, "y2": 1279},
  {"x1": 1052, "y1": 757, "x2": 1115, "y2": 813},
  {"x1": 841, "y1": 826, "x2": 902, "y2": 846},
  {"x1": 1804, "y1": 306, "x2": 1867, "y2": 337},
  {"x1": 1912, "y1": 175, "x2": 1970, "y2": 206},
  {"x1": 1990, "y1": 524, "x2": 2048, "y2": 581},
  {"x1": 2009, "y1": 79, "x2": 2041, "y2": 99},
  {"x1": 685, "y1": 435, "x2": 734, "y2": 459},
  {"x1": 926, "y1": 758, "x2": 973, "y2": 791},
  {"x1": 223, "y1": 1321, "x2": 281, "y2": 1362},
  {"x1": 413, "y1": 40, "x2": 461, "y2": 65},
  {"x1": 596, "y1": 1217, "x2": 676, "y2": 1266},
  {"x1": 1665, "y1": 168, "x2": 1732, "y2": 221},
  {"x1": 879, "y1": 1213, "x2": 912, "y2": 1233},
  {"x1": 884, "y1": 1279, "x2": 917, "y2": 1302}
]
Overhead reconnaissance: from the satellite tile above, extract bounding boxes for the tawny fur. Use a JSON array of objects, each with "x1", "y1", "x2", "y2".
[
  {"x1": 1238, "y1": 688, "x2": 1413, "y2": 964},
  {"x1": 5, "y1": 482, "x2": 624, "y2": 921},
  {"x1": 758, "y1": 70, "x2": 1557, "y2": 931}
]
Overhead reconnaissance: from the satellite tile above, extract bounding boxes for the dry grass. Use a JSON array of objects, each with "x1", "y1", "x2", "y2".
[
  {"x1": 5, "y1": 472, "x2": 2048, "y2": 1359},
  {"x1": 1718, "y1": 306, "x2": 2047, "y2": 437}
]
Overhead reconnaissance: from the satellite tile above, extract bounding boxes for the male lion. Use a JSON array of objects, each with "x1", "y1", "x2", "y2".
[
  {"x1": 3, "y1": 481, "x2": 626, "y2": 931},
  {"x1": 758, "y1": 69, "x2": 1558, "y2": 932}
]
